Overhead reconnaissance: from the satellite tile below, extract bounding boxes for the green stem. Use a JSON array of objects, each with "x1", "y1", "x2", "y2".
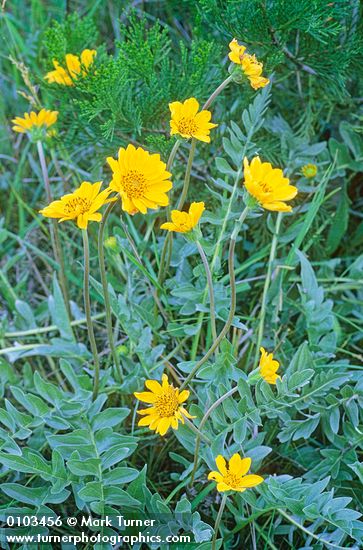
[
  {"x1": 37, "y1": 140, "x2": 71, "y2": 319},
  {"x1": 167, "y1": 139, "x2": 181, "y2": 171},
  {"x1": 157, "y1": 76, "x2": 233, "y2": 286},
  {"x1": 4, "y1": 313, "x2": 106, "y2": 338},
  {"x1": 180, "y1": 207, "x2": 249, "y2": 390},
  {"x1": 196, "y1": 240, "x2": 217, "y2": 346},
  {"x1": 253, "y1": 212, "x2": 282, "y2": 367},
  {"x1": 277, "y1": 509, "x2": 347, "y2": 550},
  {"x1": 177, "y1": 137, "x2": 197, "y2": 210},
  {"x1": 156, "y1": 140, "x2": 181, "y2": 286},
  {"x1": 184, "y1": 417, "x2": 211, "y2": 444},
  {"x1": 202, "y1": 75, "x2": 233, "y2": 110},
  {"x1": 82, "y1": 229, "x2": 100, "y2": 400},
  {"x1": 212, "y1": 493, "x2": 228, "y2": 550},
  {"x1": 98, "y1": 201, "x2": 122, "y2": 382},
  {"x1": 190, "y1": 386, "x2": 238, "y2": 485},
  {"x1": 191, "y1": 160, "x2": 245, "y2": 360},
  {"x1": 120, "y1": 218, "x2": 167, "y2": 320}
]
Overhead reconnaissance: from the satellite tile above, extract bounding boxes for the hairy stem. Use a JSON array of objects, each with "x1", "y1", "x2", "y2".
[
  {"x1": 203, "y1": 75, "x2": 233, "y2": 110},
  {"x1": 190, "y1": 386, "x2": 238, "y2": 485},
  {"x1": 180, "y1": 207, "x2": 249, "y2": 390},
  {"x1": 253, "y1": 212, "x2": 282, "y2": 367},
  {"x1": 156, "y1": 140, "x2": 180, "y2": 286},
  {"x1": 212, "y1": 493, "x2": 228, "y2": 550},
  {"x1": 177, "y1": 137, "x2": 197, "y2": 210},
  {"x1": 191, "y1": 152, "x2": 249, "y2": 359},
  {"x1": 167, "y1": 139, "x2": 181, "y2": 171},
  {"x1": 98, "y1": 201, "x2": 122, "y2": 382},
  {"x1": 82, "y1": 229, "x2": 100, "y2": 400},
  {"x1": 277, "y1": 509, "x2": 347, "y2": 550},
  {"x1": 37, "y1": 140, "x2": 70, "y2": 318},
  {"x1": 158, "y1": 76, "x2": 233, "y2": 285},
  {"x1": 184, "y1": 417, "x2": 211, "y2": 444},
  {"x1": 196, "y1": 240, "x2": 217, "y2": 346}
]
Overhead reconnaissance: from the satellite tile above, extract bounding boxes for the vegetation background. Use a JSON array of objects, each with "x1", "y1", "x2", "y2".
[{"x1": 0, "y1": 0, "x2": 362, "y2": 548}]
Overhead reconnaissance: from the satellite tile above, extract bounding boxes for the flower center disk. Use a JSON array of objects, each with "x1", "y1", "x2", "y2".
[
  {"x1": 122, "y1": 170, "x2": 147, "y2": 199},
  {"x1": 258, "y1": 180, "x2": 272, "y2": 194},
  {"x1": 224, "y1": 472, "x2": 242, "y2": 488},
  {"x1": 177, "y1": 117, "x2": 199, "y2": 135},
  {"x1": 155, "y1": 387, "x2": 179, "y2": 417},
  {"x1": 64, "y1": 197, "x2": 91, "y2": 215}
]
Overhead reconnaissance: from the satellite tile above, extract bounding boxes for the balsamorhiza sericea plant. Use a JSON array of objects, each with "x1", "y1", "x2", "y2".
[{"x1": 27, "y1": 35, "x2": 304, "y2": 548}]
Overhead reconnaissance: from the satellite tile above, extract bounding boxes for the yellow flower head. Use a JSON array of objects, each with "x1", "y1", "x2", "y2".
[
  {"x1": 12, "y1": 109, "x2": 58, "y2": 134},
  {"x1": 39, "y1": 181, "x2": 111, "y2": 230},
  {"x1": 134, "y1": 373, "x2": 195, "y2": 436},
  {"x1": 208, "y1": 454, "x2": 264, "y2": 493},
  {"x1": 259, "y1": 347, "x2": 281, "y2": 384},
  {"x1": 169, "y1": 98, "x2": 218, "y2": 143},
  {"x1": 229, "y1": 38, "x2": 269, "y2": 90},
  {"x1": 160, "y1": 202, "x2": 205, "y2": 233},
  {"x1": 45, "y1": 49, "x2": 97, "y2": 86},
  {"x1": 228, "y1": 38, "x2": 247, "y2": 63},
  {"x1": 302, "y1": 163, "x2": 318, "y2": 179},
  {"x1": 243, "y1": 156, "x2": 297, "y2": 212},
  {"x1": 107, "y1": 144, "x2": 172, "y2": 215}
]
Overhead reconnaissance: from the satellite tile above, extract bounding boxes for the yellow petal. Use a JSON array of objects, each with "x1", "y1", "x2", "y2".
[
  {"x1": 138, "y1": 416, "x2": 155, "y2": 426},
  {"x1": 160, "y1": 222, "x2": 178, "y2": 232},
  {"x1": 183, "y1": 97, "x2": 199, "y2": 117},
  {"x1": 171, "y1": 416, "x2": 179, "y2": 430},
  {"x1": 208, "y1": 471, "x2": 223, "y2": 482},
  {"x1": 157, "y1": 417, "x2": 171, "y2": 436},
  {"x1": 261, "y1": 201, "x2": 292, "y2": 212},
  {"x1": 134, "y1": 391, "x2": 157, "y2": 403},
  {"x1": 215, "y1": 455, "x2": 227, "y2": 476},
  {"x1": 180, "y1": 407, "x2": 196, "y2": 419},
  {"x1": 178, "y1": 389, "x2": 190, "y2": 403},
  {"x1": 239, "y1": 474, "x2": 264, "y2": 488},
  {"x1": 76, "y1": 213, "x2": 88, "y2": 229},
  {"x1": 188, "y1": 202, "x2": 205, "y2": 225},
  {"x1": 145, "y1": 379, "x2": 162, "y2": 394},
  {"x1": 80, "y1": 49, "x2": 96, "y2": 68},
  {"x1": 216, "y1": 482, "x2": 231, "y2": 492}
]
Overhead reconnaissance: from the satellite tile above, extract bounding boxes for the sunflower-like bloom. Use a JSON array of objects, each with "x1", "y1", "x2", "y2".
[
  {"x1": 229, "y1": 38, "x2": 269, "y2": 90},
  {"x1": 259, "y1": 347, "x2": 281, "y2": 384},
  {"x1": 12, "y1": 109, "x2": 58, "y2": 134},
  {"x1": 302, "y1": 163, "x2": 318, "y2": 179},
  {"x1": 243, "y1": 156, "x2": 297, "y2": 212},
  {"x1": 45, "y1": 49, "x2": 96, "y2": 86},
  {"x1": 134, "y1": 373, "x2": 195, "y2": 436},
  {"x1": 160, "y1": 202, "x2": 205, "y2": 233},
  {"x1": 107, "y1": 144, "x2": 172, "y2": 215},
  {"x1": 208, "y1": 454, "x2": 264, "y2": 493},
  {"x1": 39, "y1": 181, "x2": 111, "y2": 229},
  {"x1": 169, "y1": 98, "x2": 218, "y2": 143}
]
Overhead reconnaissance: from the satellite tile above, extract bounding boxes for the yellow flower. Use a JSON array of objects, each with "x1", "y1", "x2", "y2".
[
  {"x1": 169, "y1": 98, "x2": 218, "y2": 143},
  {"x1": 208, "y1": 454, "x2": 264, "y2": 493},
  {"x1": 229, "y1": 38, "x2": 269, "y2": 90},
  {"x1": 39, "y1": 181, "x2": 111, "y2": 229},
  {"x1": 302, "y1": 163, "x2": 318, "y2": 178},
  {"x1": 243, "y1": 156, "x2": 297, "y2": 212},
  {"x1": 134, "y1": 373, "x2": 195, "y2": 436},
  {"x1": 160, "y1": 202, "x2": 205, "y2": 233},
  {"x1": 259, "y1": 347, "x2": 281, "y2": 384},
  {"x1": 228, "y1": 38, "x2": 247, "y2": 64},
  {"x1": 45, "y1": 49, "x2": 97, "y2": 86},
  {"x1": 12, "y1": 109, "x2": 58, "y2": 134},
  {"x1": 107, "y1": 144, "x2": 172, "y2": 215}
]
